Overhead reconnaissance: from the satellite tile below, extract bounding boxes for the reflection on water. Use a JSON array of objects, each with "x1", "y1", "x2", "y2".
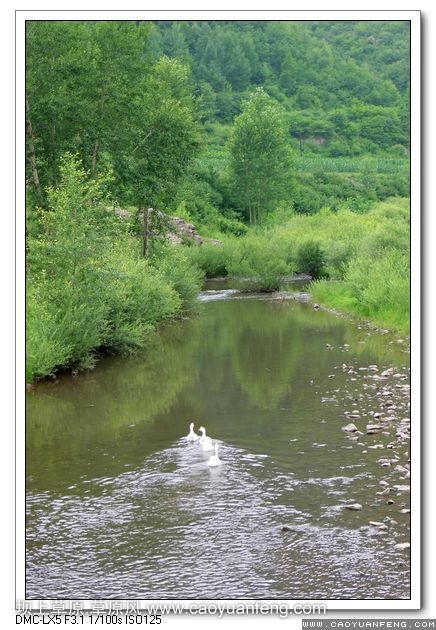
[{"x1": 26, "y1": 290, "x2": 410, "y2": 600}]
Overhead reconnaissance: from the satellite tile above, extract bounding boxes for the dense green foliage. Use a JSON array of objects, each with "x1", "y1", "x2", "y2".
[
  {"x1": 26, "y1": 21, "x2": 200, "y2": 210},
  {"x1": 149, "y1": 20, "x2": 410, "y2": 148},
  {"x1": 227, "y1": 88, "x2": 294, "y2": 224},
  {"x1": 185, "y1": 197, "x2": 410, "y2": 333},
  {"x1": 25, "y1": 20, "x2": 411, "y2": 381},
  {"x1": 26, "y1": 155, "x2": 203, "y2": 382}
]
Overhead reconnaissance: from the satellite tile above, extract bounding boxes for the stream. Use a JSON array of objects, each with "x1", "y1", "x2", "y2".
[{"x1": 26, "y1": 286, "x2": 411, "y2": 600}]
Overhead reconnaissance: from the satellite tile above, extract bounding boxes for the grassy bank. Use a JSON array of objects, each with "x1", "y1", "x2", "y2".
[
  {"x1": 26, "y1": 158, "x2": 409, "y2": 383},
  {"x1": 187, "y1": 197, "x2": 410, "y2": 334},
  {"x1": 26, "y1": 156, "x2": 203, "y2": 383}
]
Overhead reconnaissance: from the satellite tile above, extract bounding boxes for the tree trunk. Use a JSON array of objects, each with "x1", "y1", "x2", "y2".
[
  {"x1": 25, "y1": 98, "x2": 44, "y2": 204},
  {"x1": 91, "y1": 140, "x2": 99, "y2": 175},
  {"x1": 142, "y1": 207, "x2": 154, "y2": 258}
]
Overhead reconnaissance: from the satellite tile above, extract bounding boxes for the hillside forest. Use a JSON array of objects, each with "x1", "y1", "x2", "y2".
[{"x1": 25, "y1": 19, "x2": 411, "y2": 382}]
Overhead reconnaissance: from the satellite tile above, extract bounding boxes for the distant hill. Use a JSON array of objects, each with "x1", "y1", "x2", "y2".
[{"x1": 147, "y1": 20, "x2": 410, "y2": 155}]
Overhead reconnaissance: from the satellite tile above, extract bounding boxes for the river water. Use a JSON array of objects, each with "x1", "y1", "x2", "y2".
[{"x1": 26, "y1": 287, "x2": 411, "y2": 601}]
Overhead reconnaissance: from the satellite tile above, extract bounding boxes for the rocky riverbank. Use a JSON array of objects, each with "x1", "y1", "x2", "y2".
[{"x1": 322, "y1": 351, "x2": 411, "y2": 552}]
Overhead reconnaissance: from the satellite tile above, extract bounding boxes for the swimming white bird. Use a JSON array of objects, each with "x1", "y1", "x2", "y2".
[
  {"x1": 198, "y1": 426, "x2": 213, "y2": 451},
  {"x1": 207, "y1": 443, "x2": 221, "y2": 467},
  {"x1": 186, "y1": 422, "x2": 199, "y2": 441}
]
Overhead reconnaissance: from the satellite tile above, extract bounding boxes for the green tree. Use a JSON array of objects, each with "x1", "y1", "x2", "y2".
[
  {"x1": 118, "y1": 55, "x2": 201, "y2": 212},
  {"x1": 227, "y1": 88, "x2": 293, "y2": 225},
  {"x1": 26, "y1": 21, "x2": 200, "y2": 213},
  {"x1": 26, "y1": 20, "x2": 152, "y2": 202}
]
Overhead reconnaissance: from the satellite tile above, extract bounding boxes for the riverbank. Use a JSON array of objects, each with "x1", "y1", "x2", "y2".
[
  {"x1": 187, "y1": 197, "x2": 410, "y2": 336},
  {"x1": 25, "y1": 162, "x2": 409, "y2": 383}
]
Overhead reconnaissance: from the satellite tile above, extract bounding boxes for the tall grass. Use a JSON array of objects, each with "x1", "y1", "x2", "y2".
[
  {"x1": 309, "y1": 199, "x2": 410, "y2": 333},
  {"x1": 188, "y1": 196, "x2": 410, "y2": 333}
]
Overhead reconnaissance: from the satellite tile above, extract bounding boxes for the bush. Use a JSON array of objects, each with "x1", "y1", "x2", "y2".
[
  {"x1": 226, "y1": 233, "x2": 292, "y2": 291},
  {"x1": 295, "y1": 240, "x2": 327, "y2": 279},
  {"x1": 26, "y1": 281, "x2": 74, "y2": 381},
  {"x1": 217, "y1": 215, "x2": 248, "y2": 236},
  {"x1": 186, "y1": 242, "x2": 229, "y2": 278},
  {"x1": 25, "y1": 155, "x2": 204, "y2": 381},
  {"x1": 158, "y1": 247, "x2": 204, "y2": 313}
]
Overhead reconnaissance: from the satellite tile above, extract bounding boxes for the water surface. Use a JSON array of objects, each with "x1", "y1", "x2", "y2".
[{"x1": 26, "y1": 290, "x2": 411, "y2": 600}]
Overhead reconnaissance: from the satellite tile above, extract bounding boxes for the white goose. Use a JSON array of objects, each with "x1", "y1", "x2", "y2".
[
  {"x1": 207, "y1": 443, "x2": 221, "y2": 467},
  {"x1": 198, "y1": 426, "x2": 214, "y2": 451},
  {"x1": 186, "y1": 422, "x2": 199, "y2": 441}
]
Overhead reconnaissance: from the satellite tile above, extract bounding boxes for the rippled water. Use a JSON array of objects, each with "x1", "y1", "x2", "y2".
[{"x1": 26, "y1": 289, "x2": 411, "y2": 600}]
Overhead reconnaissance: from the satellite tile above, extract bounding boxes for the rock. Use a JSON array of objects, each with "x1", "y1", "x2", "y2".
[
  {"x1": 167, "y1": 217, "x2": 203, "y2": 245},
  {"x1": 344, "y1": 503, "x2": 363, "y2": 511},
  {"x1": 377, "y1": 458, "x2": 392, "y2": 467},
  {"x1": 394, "y1": 542, "x2": 410, "y2": 551},
  {"x1": 114, "y1": 207, "x2": 133, "y2": 220},
  {"x1": 377, "y1": 457, "x2": 399, "y2": 466},
  {"x1": 381, "y1": 368, "x2": 395, "y2": 377},
  {"x1": 369, "y1": 521, "x2": 389, "y2": 530},
  {"x1": 367, "y1": 424, "x2": 383, "y2": 432},
  {"x1": 393, "y1": 484, "x2": 410, "y2": 493},
  {"x1": 342, "y1": 423, "x2": 359, "y2": 433},
  {"x1": 394, "y1": 465, "x2": 409, "y2": 474},
  {"x1": 376, "y1": 487, "x2": 391, "y2": 496},
  {"x1": 399, "y1": 508, "x2": 410, "y2": 514},
  {"x1": 396, "y1": 431, "x2": 410, "y2": 440},
  {"x1": 167, "y1": 216, "x2": 222, "y2": 247}
]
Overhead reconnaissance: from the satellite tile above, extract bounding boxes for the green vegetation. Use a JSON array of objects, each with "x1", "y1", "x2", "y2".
[
  {"x1": 185, "y1": 198, "x2": 410, "y2": 333},
  {"x1": 26, "y1": 155, "x2": 203, "y2": 382},
  {"x1": 25, "y1": 20, "x2": 410, "y2": 382},
  {"x1": 227, "y1": 88, "x2": 293, "y2": 225}
]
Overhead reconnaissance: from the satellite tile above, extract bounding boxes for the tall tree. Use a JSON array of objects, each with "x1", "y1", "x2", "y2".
[
  {"x1": 227, "y1": 88, "x2": 293, "y2": 225},
  {"x1": 118, "y1": 55, "x2": 201, "y2": 211},
  {"x1": 26, "y1": 21, "x2": 151, "y2": 201},
  {"x1": 26, "y1": 21, "x2": 200, "y2": 214}
]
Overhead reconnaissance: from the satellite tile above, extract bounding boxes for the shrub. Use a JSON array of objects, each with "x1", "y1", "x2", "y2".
[
  {"x1": 217, "y1": 215, "x2": 248, "y2": 236},
  {"x1": 226, "y1": 233, "x2": 292, "y2": 291},
  {"x1": 295, "y1": 240, "x2": 327, "y2": 279},
  {"x1": 158, "y1": 247, "x2": 204, "y2": 313},
  {"x1": 26, "y1": 281, "x2": 74, "y2": 381},
  {"x1": 25, "y1": 155, "x2": 203, "y2": 380},
  {"x1": 187, "y1": 242, "x2": 229, "y2": 278}
]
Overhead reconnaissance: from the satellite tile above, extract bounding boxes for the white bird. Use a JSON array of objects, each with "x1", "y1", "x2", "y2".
[
  {"x1": 198, "y1": 426, "x2": 213, "y2": 451},
  {"x1": 186, "y1": 422, "x2": 199, "y2": 441},
  {"x1": 207, "y1": 443, "x2": 221, "y2": 467}
]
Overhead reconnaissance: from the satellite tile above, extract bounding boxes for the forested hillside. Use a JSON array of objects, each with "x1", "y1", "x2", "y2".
[
  {"x1": 26, "y1": 20, "x2": 410, "y2": 215},
  {"x1": 25, "y1": 19, "x2": 411, "y2": 381},
  {"x1": 149, "y1": 20, "x2": 410, "y2": 153}
]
